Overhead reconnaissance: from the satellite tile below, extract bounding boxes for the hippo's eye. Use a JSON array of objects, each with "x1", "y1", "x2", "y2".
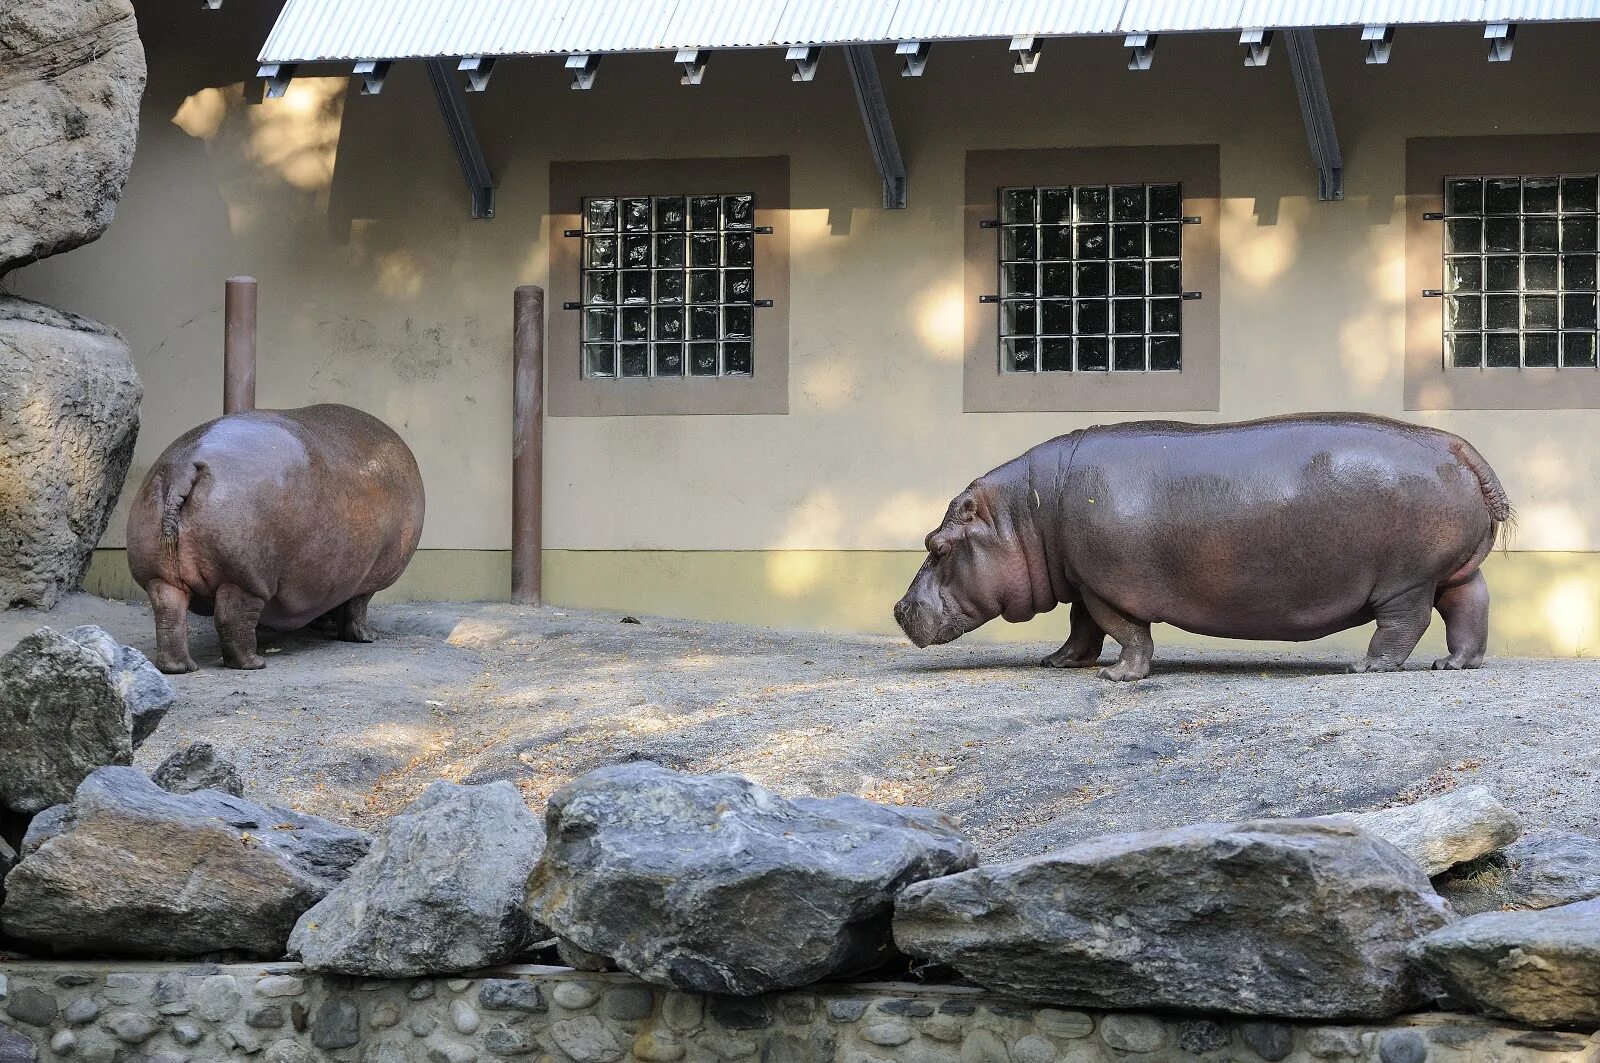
[{"x1": 929, "y1": 536, "x2": 952, "y2": 560}]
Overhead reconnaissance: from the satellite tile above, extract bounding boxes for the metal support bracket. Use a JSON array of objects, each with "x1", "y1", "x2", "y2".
[
  {"x1": 676, "y1": 48, "x2": 708, "y2": 84},
  {"x1": 1362, "y1": 24, "x2": 1394, "y2": 64},
  {"x1": 844, "y1": 45, "x2": 908, "y2": 209},
  {"x1": 1283, "y1": 30, "x2": 1344, "y2": 202},
  {"x1": 256, "y1": 63, "x2": 296, "y2": 99},
  {"x1": 425, "y1": 57, "x2": 495, "y2": 219},
  {"x1": 565, "y1": 53, "x2": 600, "y2": 89},
  {"x1": 1241, "y1": 29, "x2": 1272, "y2": 66},
  {"x1": 458, "y1": 56, "x2": 496, "y2": 92},
  {"x1": 1486, "y1": 23, "x2": 1515, "y2": 62},
  {"x1": 1009, "y1": 35, "x2": 1040, "y2": 73},
  {"x1": 896, "y1": 40, "x2": 930, "y2": 76},
  {"x1": 786, "y1": 46, "x2": 821, "y2": 81},
  {"x1": 353, "y1": 60, "x2": 391, "y2": 95},
  {"x1": 1125, "y1": 33, "x2": 1157, "y2": 70}
]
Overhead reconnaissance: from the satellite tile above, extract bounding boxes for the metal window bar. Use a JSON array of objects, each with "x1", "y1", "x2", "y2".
[
  {"x1": 994, "y1": 184, "x2": 1186, "y2": 374},
  {"x1": 1439, "y1": 174, "x2": 1600, "y2": 371},
  {"x1": 577, "y1": 194, "x2": 761, "y2": 380}
]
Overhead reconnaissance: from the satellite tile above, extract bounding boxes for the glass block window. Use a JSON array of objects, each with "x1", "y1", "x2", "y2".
[
  {"x1": 1443, "y1": 174, "x2": 1599, "y2": 369},
  {"x1": 581, "y1": 194, "x2": 756, "y2": 379},
  {"x1": 997, "y1": 183, "x2": 1184, "y2": 373}
]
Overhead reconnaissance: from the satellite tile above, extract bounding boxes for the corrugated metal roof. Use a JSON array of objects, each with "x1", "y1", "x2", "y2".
[{"x1": 259, "y1": 0, "x2": 1600, "y2": 63}]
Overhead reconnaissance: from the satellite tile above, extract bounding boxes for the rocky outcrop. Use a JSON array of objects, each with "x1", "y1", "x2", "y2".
[
  {"x1": 0, "y1": 0, "x2": 145, "y2": 273},
  {"x1": 527, "y1": 762, "x2": 977, "y2": 995},
  {"x1": 893, "y1": 819, "x2": 1452, "y2": 1019},
  {"x1": 1332, "y1": 786, "x2": 1522, "y2": 877},
  {"x1": 290, "y1": 781, "x2": 547, "y2": 977},
  {"x1": 0, "y1": 767, "x2": 370, "y2": 958},
  {"x1": 1412, "y1": 898, "x2": 1600, "y2": 1027},
  {"x1": 0, "y1": 625, "x2": 171, "y2": 815},
  {"x1": 152, "y1": 741, "x2": 245, "y2": 798},
  {"x1": 0, "y1": 298, "x2": 141, "y2": 609},
  {"x1": 1436, "y1": 829, "x2": 1600, "y2": 915}
]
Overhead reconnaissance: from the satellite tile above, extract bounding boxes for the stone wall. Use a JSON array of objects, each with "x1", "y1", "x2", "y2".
[{"x1": 0, "y1": 964, "x2": 1587, "y2": 1063}]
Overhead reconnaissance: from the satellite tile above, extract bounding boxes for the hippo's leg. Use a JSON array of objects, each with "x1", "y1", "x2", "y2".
[
  {"x1": 146, "y1": 578, "x2": 199, "y2": 674},
  {"x1": 1041, "y1": 602, "x2": 1107, "y2": 668},
  {"x1": 214, "y1": 584, "x2": 267, "y2": 670},
  {"x1": 1350, "y1": 585, "x2": 1434, "y2": 673},
  {"x1": 336, "y1": 594, "x2": 377, "y2": 643},
  {"x1": 1432, "y1": 570, "x2": 1489, "y2": 670},
  {"x1": 1078, "y1": 591, "x2": 1154, "y2": 682}
]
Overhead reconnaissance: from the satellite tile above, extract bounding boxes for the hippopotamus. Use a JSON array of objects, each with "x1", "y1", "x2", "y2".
[
  {"x1": 126, "y1": 404, "x2": 424, "y2": 673},
  {"x1": 894, "y1": 414, "x2": 1510, "y2": 681}
]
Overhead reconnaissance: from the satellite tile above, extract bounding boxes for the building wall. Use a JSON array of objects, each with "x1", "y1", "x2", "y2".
[{"x1": 15, "y1": 4, "x2": 1600, "y2": 655}]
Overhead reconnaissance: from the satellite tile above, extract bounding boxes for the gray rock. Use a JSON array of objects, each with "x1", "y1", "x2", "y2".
[
  {"x1": 1304, "y1": 1028, "x2": 1365, "y2": 1059},
  {"x1": 552, "y1": 981, "x2": 599, "y2": 1010},
  {"x1": 484, "y1": 1024, "x2": 539, "y2": 1056},
  {"x1": 5, "y1": 986, "x2": 57, "y2": 1026},
  {"x1": 894, "y1": 819, "x2": 1451, "y2": 1019},
  {"x1": 64, "y1": 998, "x2": 100, "y2": 1025},
  {"x1": 1411, "y1": 897, "x2": 1600, "y2": 1026},
  {"x1": 0, "y1": 624, "x2": 171, "y2": 814},
  {"x1": 102, "y1": 1012, "x2": 158, "y2": 1044},
  {"x1": 601, "y1": 984, "x2": 653, "y2": 1021},
  {"x1": 311, "y1": 998, "x2": 360, "y2": 1050},
  {"x1": 478, "y1": 979, "x2": 544, "y2": 1013},
  {"x1": 152, "y1": 742, "x2": 244, "y2": 798},
  {"x1": 557, "y1": 936, "x2": 613, "y2": 971},
  {"x1": 449, "y1": 999, "x2": 479, "y2": 1035},
  {"x1": 528, "y1": 763, "x2": 976, "y2": 995},
  {"x1": 1177, "y1": 1020, "x2": 1228, "y2": 1055},
  {"x1": 0, "y1": 766, "x2": 370, "y2": 956},
  {"x1": 1033, "y1": 1010, "x2": 1092, "y2": 1040},
  {"x1": 1098, "y1": 1015, "x2": 1165, "y2": 1053},
  {"x1": 0, "y1": 298, "x2": 141, "y2": 610},
  {"x1": 1378, "y1": 1031, "x2": 1427, "y2": 1063},
  {"x1": 1240, "y1": 1023, "x2": 1293, "y2": 1061},
  {"x1": 552, "y1": 1016, "x2": 625, "y2": 1063},
  {"x1": 861, "y1": 1023, "x2": 912, "y2": 1047},
  {"x1": 0, "y1": 0, "x2": 144, "y2": 273},
  {"x1": 1437, "y1": 830, "x2": 1600, "y2": 915},
  {"x1": 1333, "y1": 785, "x2": 1522, "y2": 877},
  {"x1": 193, "y1": 976, "x2": 241, "y2": 1022},
  {"x1": 290, "y1": 781, "x2": 545, "y2": 976},
  {"x1": 0, "y1": 834, "x2": 14, "y2": 884},
  {"x1": 0, "y1": 1027, "x2": 37, "y2": 1063}
]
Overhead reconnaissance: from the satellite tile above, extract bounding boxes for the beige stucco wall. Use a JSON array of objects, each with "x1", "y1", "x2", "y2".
[{"x1": 13, "y1": 5, "x2": 1600, "y2": 654}]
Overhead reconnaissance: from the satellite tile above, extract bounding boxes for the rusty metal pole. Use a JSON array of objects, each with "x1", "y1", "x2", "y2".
[
  {"x1": 511, "y1": 285, "x2": 545, "y2": 605},
  {"x1": 223, "y1": 276, "x2": 257, "y2": 414}
]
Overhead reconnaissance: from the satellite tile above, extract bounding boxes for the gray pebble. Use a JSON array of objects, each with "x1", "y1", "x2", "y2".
[
  {"x1": 193, "y1": 976, "x2": 242, "y2": 1023},
  {"x1": 450, "y1": 999, "x2": 480, "y2": 1035},
  {"x1": 103, "y1": 1012, "x2": 159, "y2": 1045},
  {"x1": 662, "y1": 992, "x2": 704, "y2": 1032},
  {"x1": 602, "y1": 985, "x2": 654, "y2": 1021},
  {"x1": 1034, "y1": 1010, "x2": 1093, "y2": 1040},
  {"x1": 264, "y1": 1041, "x2": 322, "y2": 1063},
  {"x1": 1178, "y1": 1020, "x2": 1229, "y2": 1056},
  {"x1": 484, "y1": 1024, "x2": 540, "y2": 1056},
  {"x1": 50, "y1": 1030, "x2": 77, "y2": 1055},
  {"x1": 959, "y1": 1029, "x2": 1008, "y2": 1063},
  {"x1": 711, "y1": 997, "x2": 772, "y2": 1031},
  {"x1": 552, "y1": 1016, "x2": 627, "y2": 1063},
  {"x1": 478, "y1": 980, "x2": 545, "y2": 1014},
  {"x1": 5, "y1": 987, "x2": 58, "y2": 1027},
  {"x1": 1012, "y1": 1034, "x2": 1055, "y2": 1063},
  {"x1": 407, "y1": 980, "x2": 436, "y2": 1001},
  {"x1": 172, "y1": 1023, "x2": 204, "y2": 1046},
  {"x1": 100, "y1": 975, "x2": 143, "y2": 1006},
  {"x1": 1241, "y1": 1023, "x2": 1294, "y2": 1062},
  {"x1": 553, "y1": 982, "x2": 601, "y2": 1010},
  {"x1": 827, "y1": 999, "x2": 869, "y2": 1024},
  {"x1": 861, "y1": 1023, "x2": 913, "y2": 1048},
  {"x1": 1098, "y1": 1015, "x2": 1166, "y2": 1055},
  {"x1": 254, "y1": 976, "x2": 305, "y2": 998},
  {"x1": 247, "y1": 1003, "x2": 286, "y2": 1029},
  {"x1": 1379, "y1": 1031, "x2": 1428, "y2": 1063},
  {"x1": 310, "y1": 998, "x2": 361, "y2": 1050},
  {"x1": 53, "y1": 975, "x2": 93, "y2": 989},
  {"x1": 428, "y1": 1044, "x2": 478, "y2": 1063},
  {"x1": 64, "y1": 998, "x2": 100, "y2": 1026},
  {"x1": 1305, "y1": 1028, "x2": 1366, "y2": 1059},
  {"x1": 409, "y1": 1011, "x2": 440, "y2": 1037}
]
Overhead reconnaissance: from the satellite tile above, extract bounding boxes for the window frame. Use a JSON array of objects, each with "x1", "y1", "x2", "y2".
[
  {"x1": 963, "y1": 146, "x2": 1220, "y2": 413},
  {"x1": 1406, "y1": 135, "x2": 1600, "y2": 410},
  {"x1": 549, "y1": 157, "x2": 790, "y2": 417}
]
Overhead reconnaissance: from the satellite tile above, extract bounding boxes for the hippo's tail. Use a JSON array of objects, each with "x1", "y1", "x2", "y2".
[
  {"x1": 1450, "y1": 440, "x2": 1514, "y2": 542},
  {"x1": 158, "y1": 461, "x2": 205, "y2": 555}
]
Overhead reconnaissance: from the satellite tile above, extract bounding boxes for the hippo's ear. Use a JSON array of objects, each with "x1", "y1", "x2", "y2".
[{"x1": 951, "y1": 493, "x2": 979, "y2": 524}]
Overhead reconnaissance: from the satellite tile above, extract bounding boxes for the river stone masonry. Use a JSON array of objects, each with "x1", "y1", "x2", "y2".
[{"x1": 0, "y1": 963, "x2": 1586, "y2": 1063}]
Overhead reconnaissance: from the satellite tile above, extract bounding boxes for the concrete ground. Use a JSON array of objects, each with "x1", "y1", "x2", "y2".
[{"x1": 3, "y1": 594, "x2": 1595, "y2": 858}]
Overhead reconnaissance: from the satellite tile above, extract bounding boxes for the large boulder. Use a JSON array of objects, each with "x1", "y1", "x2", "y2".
[
  {"x1": 0, "y1": 298, "x2": 141, "y2": 609},
  {"x1": 0, "y1": 625, "x2": 171, "y2": 815},
  {"x1": 893, "y1": 819, "x2": 1452, "y2": 1019},
  {"x1": 0, "y1": 766, "x2": 370, "y2": 957},
  {"x1": 1435, "y1": 829, "x2": 1600, "y2": 915},
  {"x1": 290, "y1": 781, "x2": 547, "y2": 976},
  {"x1": 527, "y1": 762, "x2": 977, "y2": 995},
  {"x1": 0, "y1": 0, "x2": 144, "y2": 273},
  {"x1": 152, "y1": 741, "x2": 244, "y2": 798},
  {"x1": 1331, "y1": 785, "x2": 1522, "y2": 877},
  {"x1": 1412, "y1": 898, "x2": 1600, "y2": 1027}
]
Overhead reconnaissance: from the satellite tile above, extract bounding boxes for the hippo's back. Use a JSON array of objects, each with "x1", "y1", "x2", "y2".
[
  {"x1": 1055, "y1": 414, "x2": 1503, "y2": 641},
  {"x1": 128, "y1": 404, "x2": 424, "y2": 628}
]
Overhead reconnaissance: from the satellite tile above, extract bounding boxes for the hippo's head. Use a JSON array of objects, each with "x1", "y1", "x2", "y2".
[{"x1": 894, "y1": 482, "x2": 1043, "y2": 647}]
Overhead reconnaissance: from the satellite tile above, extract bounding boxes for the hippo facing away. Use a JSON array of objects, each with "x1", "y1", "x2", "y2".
[
  {"x1": 894, "y1": 414, "x2": 1510, "y2": 681},
  {"x1": 127, "y1": 404, "x2": 424, "y2": 673}
]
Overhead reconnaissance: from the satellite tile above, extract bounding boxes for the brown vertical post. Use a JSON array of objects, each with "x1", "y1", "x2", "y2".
[
  {"x1": 223, "y1": 276, "x2": 257, "y2": 414},
  {"x1": 511, "y1": 284, "x2": 545, "y2": 605}
]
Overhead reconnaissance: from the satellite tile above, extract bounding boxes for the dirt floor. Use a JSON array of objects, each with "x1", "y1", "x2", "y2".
[{"x1": 3, "y1": 594, "x2": 1596, "y2": 858}]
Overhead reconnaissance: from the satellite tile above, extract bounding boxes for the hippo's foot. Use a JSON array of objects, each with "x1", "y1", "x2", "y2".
[
  {"x1": 155, "y1": 653, "x2": 199, "y2": 675},
  {"x1": 337, "y1": 595, "x2": 377, "y2": 643},
  {"x1": 1098, "y1": 659, "x2": 1150, "y2": 682},
  {"x1": 1432, "y1": 654, "x2": 1484, "y2": 670},
  {"x1": 222, "y1": 651, "x2": 266, "y2": 670},
  {"x1": 1041, "y1": 648, "x2": 1102, "y2": 668},
  {"x1": 1349, "y1": 656, "x2": 1404, "y2": 673}
]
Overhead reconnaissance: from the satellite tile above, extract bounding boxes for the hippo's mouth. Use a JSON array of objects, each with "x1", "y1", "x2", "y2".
[{"x1": 895, "y1": 603, "x2": 975, "y2": 648}]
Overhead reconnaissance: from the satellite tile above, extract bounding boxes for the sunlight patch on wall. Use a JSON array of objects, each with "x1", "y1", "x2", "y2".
[
  {"x1": 1541, "y1": 577, "x2": 1598, "y2": 656},
  {"x1": 246, "y1": 77, "x2": 346, "y2": 193},
  {"x1": 374, "y1": 249, "x2": 424, "y2": 300},
  {"x1": 1224, "y1": 199, "x2": 1300, "y2": 288},
  {"x1": 795, "y1": 354, "x2": 860, "y2": 409},
  {"x1": 912, "y1": 282, "x2": 965, "y2": 361},
  {"x1": 171, "y1": 85, "x2": 234, "y2": 140},
  {"x1": 864, "y1": 489, "x2": 945, "y2": 546},
  {"x1": 1513, "y1": 502, "x2": 1591, "y2": 552}
]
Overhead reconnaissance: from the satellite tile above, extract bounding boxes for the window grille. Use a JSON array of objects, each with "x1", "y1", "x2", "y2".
[
  {"x1": 1442, "y1": 174, "x2": 1599, "y2": 369},
  {"x1": 997, "y1": 183, "x2": 1184, "y2": 373},
  {"x1": 580, "y1": 194, "x2": 756, "y2": 378}
]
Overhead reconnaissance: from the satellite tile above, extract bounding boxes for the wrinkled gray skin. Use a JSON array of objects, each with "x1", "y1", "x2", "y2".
[
  {"x1": 895, "y1": 414, "x2": 1510, "y2": 681},
  {"x1": 126, "y1": 404, "x2": 424, "y2": 674}
]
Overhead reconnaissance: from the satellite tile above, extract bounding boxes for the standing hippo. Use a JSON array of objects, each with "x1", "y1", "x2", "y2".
[
  {"x1": 894, "y1": 414, "x2": 1510, "y2": 681},
  {"x1": 127, "y1": 404, "x2": 424, "y2": 674}
]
